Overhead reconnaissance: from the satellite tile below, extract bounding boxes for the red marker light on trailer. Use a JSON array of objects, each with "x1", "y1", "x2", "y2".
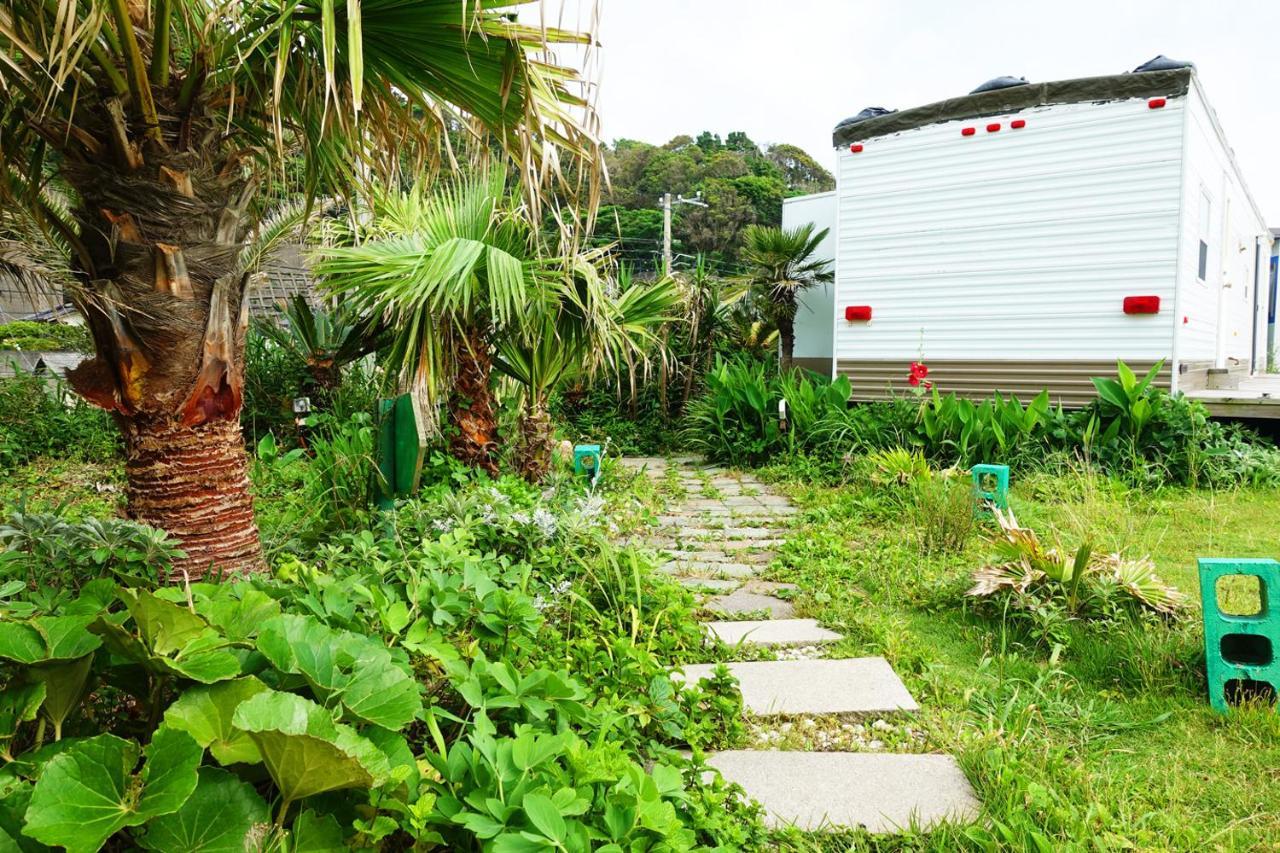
[
  {"x1": 1123, "y1": 295, "x2": 1161, "y2": 315},
  {"x1": 961, "y1": 127, "x2": 976, "y2": 137},
  {"x1": 845, "y1": 305, "x2": 872, "y2": 322},
  {"x1": 986, "y1": 123, "x2": 1001, "y2": 133},
  {"x1": 1011, "y1": 119, "x2": 1026, "y2": 129},
  {"x1": 849, "y1": 143, "x2": 864, "y2": 153},
  {"x1": 1148, "y1": 98, "x2": 1167, "y2": 109}
]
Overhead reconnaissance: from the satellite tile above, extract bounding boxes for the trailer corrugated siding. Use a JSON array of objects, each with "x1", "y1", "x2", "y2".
[
  {"x1": 834, "y1": 94, "x2": 1186, "y2": 400},
  {"x1": 839, "y1": 359, "x2": 1170, "y2": 407}
]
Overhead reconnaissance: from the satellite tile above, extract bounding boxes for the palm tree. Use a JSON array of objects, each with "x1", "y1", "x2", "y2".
[
  {"x1": 0, "y1": 2, "x2": 599, "y2": 577},
  {"x1": 257, "y1": 294, "x2": 386, "y2": 398},
  {"x1": 496, "y1": 259, "x2": 678, "y2": 481},
  {"x1": 739, "y1": 224, "x2": 834, "y2": 370},
  {"x1": 316, "y1": 170, "x2": 558, "y2": 477}
]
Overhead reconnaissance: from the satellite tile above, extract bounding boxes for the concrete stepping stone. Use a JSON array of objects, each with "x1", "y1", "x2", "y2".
[
  {"x1": 704, "y1": 751, "x2": 980, "y2": 833},
  {"x1": 704, "y1": 619, "x2": 840, "y2": 647},
  {"x1": 646, "y1": 538, "x2": 783, "y2": 551},
  {"x1": 676, "y1": 577, "x2": 742, "y2": 592},
  {"x1": 664, "y1": 549, "x2": 775, "y2": 565},
  {"x1": 720, "y1": 527, "x2": 786, "y2": 540},
  {"x1": 660, "y1": 560, "x2": 758, "y2": 578},
  {"x1": 706, "y1": 590, "x2": 795, "y2": 619},
  {"x1": 744, "y1": 580, "x2": 799, "y2": 595},
  {"x1": 674, "y1": 658, "x2": 918, "y2": 715}
]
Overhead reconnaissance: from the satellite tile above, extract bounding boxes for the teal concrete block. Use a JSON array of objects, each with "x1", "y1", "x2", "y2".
[
  {"x1": 574, "y1": 444, "x2": 602, "y2": 480},
  {"x1": 971, "y1": 464, "x2": 1010, "y2": 516},
  {"x1": 1197, "y1": 558, "x2": 1278, "y2": 713}
]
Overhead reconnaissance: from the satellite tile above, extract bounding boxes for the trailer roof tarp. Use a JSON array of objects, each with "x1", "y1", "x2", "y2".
[{"x1": 832, "y1": 68, "x2": 1193, "y2": 147}]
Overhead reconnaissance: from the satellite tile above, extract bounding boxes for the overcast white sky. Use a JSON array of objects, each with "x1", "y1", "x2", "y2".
[{"x1": 552, "y1": 0, "x2": 1280, "y2": 221}]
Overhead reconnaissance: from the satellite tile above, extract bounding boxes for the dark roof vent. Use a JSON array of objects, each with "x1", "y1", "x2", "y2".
[
  {"x1": 834, "y1": 107, "x2": 895, "y2": 132},
  {"x1": 1132, "y1": 55, "x2": 1195, "y2": 73},
  {"x1": 969, "y1": 76, "x2": 1028, "y2": 95}
]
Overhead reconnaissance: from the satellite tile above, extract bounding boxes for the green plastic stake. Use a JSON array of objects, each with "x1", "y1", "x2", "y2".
[
  {"x1": 971, "y1": 463, "x2": 1010, "y2": 516},
  {"x1": 1197, "y1": 558, "x2": 1278, "y2": 713}
]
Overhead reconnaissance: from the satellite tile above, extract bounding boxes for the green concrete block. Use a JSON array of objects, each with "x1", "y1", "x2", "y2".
[
  {"x1": 574, "y1": 444, "x2": 602, "y2": 481},
  {"x1": 1197, "y1": 558, "x2": 1278, "y2": 713},
  {"x1": 971, "y1": 464, "x2": 1010, "y2": 516}
]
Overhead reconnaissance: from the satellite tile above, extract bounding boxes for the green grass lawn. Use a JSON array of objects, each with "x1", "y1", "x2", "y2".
[{"x1": 755, "y1": 462, "x2": 1280, "y2": 851}]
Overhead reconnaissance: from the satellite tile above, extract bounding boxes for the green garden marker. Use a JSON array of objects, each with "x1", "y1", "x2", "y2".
[
  {"x1": 374, "y1": 391, "x2": 429, "y2": 510},
  {"x1": 970, "y1": 464, "x2": 1010, "y2": 516},
  {"x1": 1197, "y1": 558, "x2": 1278, "y2": 713},
  {"x1": 574, "y1": 444, "x2": 602, "y2": 484}
]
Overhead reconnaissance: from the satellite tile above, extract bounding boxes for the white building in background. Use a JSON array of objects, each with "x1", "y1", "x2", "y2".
[{"x1": 787, "y1": 58, "x2": 1277, "y2": 414}]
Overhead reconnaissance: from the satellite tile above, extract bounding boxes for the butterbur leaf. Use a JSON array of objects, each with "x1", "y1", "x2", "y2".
[
  {"x1": 0, "y1": 769, "x2": 36, "y2": 852},
  {"x1": 90, "y1": 591, "x2": 240, "y2": 684},
  {"x1": 0, "y1": 684, "x2": 44, "y2": 753},
  {"x1": 162, "y1": 677, "x2": 270, "y2": 766},
  {"x1": 28, "y1": 655, "x2": 95, "y2": 737},
  {"x1": 138, "y1": 767, "x2": 269, "y2": 852},
  {"x1": 22, "y1": 728, "x2": 201, "y2": 853},
  {"x1": 197, "y1": 589, "x2": 280, "y2": 644},
  {"x1": 231, "y1": 691, "x2": 389, "y2": 805},
  {"x1": 290, "y1": 809, "x2": 346, "y2": 852},
  {"x1": 257, "y1": 615, "x2": 421, "y2": 729},
  {"x1": 0, "y1": 617, "x2": 100, "y2": 665}
]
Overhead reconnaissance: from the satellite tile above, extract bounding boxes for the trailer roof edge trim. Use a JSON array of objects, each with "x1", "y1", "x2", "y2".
[{"x1": 832, "y1": 68, "x2": 1193, "y2": 147}]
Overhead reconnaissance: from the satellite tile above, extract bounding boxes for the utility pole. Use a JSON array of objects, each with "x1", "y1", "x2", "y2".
[{"x1": 660, "y1": 191, "x2": 707, "y2": 273}]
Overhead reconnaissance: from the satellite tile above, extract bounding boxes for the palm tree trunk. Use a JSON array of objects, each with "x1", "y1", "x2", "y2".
[
  {"x1": 515, "y1": 397, "x2": 555, "y2": 483},
  {"x1": 778, "y1": 311, "x2": 796, "y2": 371},
  {"x1": 61, "y1": 135, "x2": 266, "y2": 579},
  {"x1": 448, "y1": 325, "x2": 501, "y2": 477},
  {"x1": 121, "y1": 412, "x2": 262, "y2": 579}
]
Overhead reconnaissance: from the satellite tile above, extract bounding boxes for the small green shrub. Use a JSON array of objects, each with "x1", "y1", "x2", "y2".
[
  {"x1": 684, "y1": 354, "x2": 852, "y2": 465},
  {"x1": 0, "y1": 321, "x2": 91, "y2": 352},
  {"x1": 0, "y1": 369, "x2": 119, "y2": 470},
  {"x1": 909, "y1": 473, "x2": 976, "y2": 556}
]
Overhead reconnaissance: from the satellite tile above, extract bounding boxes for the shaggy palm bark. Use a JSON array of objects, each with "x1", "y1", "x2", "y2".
[
  {"x1": 448, "y1": 326, "x2": 501, "y2": 477},
  {"x1": 61, "y1": 92, "x2": 264, "y2": 579},
  {"x1": 515, "y1": 401, "x2": 555, "y2": 483},
  {"x1": 777, "y1": 311, "x2": 796, "y2": 371}
]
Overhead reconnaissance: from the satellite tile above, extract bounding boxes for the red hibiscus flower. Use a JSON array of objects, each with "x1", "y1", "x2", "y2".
[
  {"x1": 910, "y1": 361, "x2": 929, "y2": 379},
  {"x1": 908, "y1": 375, "x2": 920, "y2": 387}
]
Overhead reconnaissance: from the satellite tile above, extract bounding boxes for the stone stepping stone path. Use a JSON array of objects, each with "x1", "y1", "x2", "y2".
[
  {"x1": 674, "y1": 658, "x2": 918, "y2": 715},
  {"x1": 703, "y1": 619, "x2": 842, "y2": 648},
  {"x1": 703, "y1": 752, "x2": 981, "y2": 833},
  {"x1": 623, "y1": 456, "x2": 980, "y2": 835},
  {"x1": 706, "y1": 588, "x2": 795, "y2": 619}
]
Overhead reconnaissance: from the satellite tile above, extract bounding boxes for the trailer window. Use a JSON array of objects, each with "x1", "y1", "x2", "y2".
[{"x1": 1197, "y1": 191, "x2": 1212, "y2": 282}]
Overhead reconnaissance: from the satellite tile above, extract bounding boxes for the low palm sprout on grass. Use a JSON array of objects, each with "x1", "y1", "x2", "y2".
[{"x1": 968, "y1": 507, "x2": 1186, "y2": 618}]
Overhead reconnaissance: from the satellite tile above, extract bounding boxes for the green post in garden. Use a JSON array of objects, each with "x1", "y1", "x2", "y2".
[
  {"x1": 1197, "y1": 558, "x2": 1279, "y2": 713},
  {"x1": 374, "y1": 392, "x2": 429, "y2": 510}
]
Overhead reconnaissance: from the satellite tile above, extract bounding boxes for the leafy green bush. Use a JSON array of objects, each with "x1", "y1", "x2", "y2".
[
  {"x1": 909, "y1": 473, "x2": 977, "y2": 556},
  {"x1": 684, "y1": 354, "x2": 852, "y2": 465},
  {"x1": 0, "y1": 369, "x2": 119, "y2": 470},
  {"x1": 920, "y1": 389, "x2": 1053, "y2": 469},
  {"x1": 0, "y1": 472, "x2": 763, "y2": 850},
  {"x1": 0, "y1": 321, "x2": 91, "y2": 352}
]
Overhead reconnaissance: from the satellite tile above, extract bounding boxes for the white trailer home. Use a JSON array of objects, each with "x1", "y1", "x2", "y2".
[{"x1": 789, "y1": 60, "x2": 1274, "y2": 411}]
